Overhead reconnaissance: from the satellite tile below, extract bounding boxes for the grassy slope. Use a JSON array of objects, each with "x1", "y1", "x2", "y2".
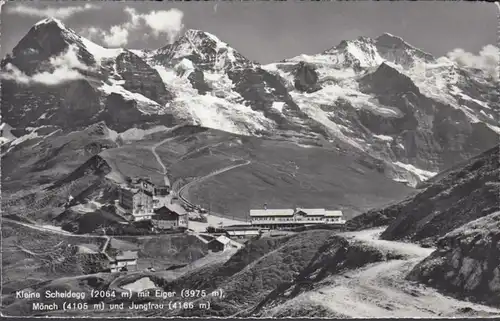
[
  {"x1": 103, "y1": 127, "x2": 412, "y2": 220},
  {"x1": 4, "y1": 124, "x2": 413, "y2": 227},
  {"x1": 161, "y1": 132, "x2": 413, "y2": 219}
]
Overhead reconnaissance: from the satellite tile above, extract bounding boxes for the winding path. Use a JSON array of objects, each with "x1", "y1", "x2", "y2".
[
  {"x1": 269, "y1": 227, "x2": 500, "y2": 318},
  {"x1": 177, "y1": 160, "x2": 251, "y2": 218},
  {"x1": 151, "y1": 137, "x2": 173, "y2": 187}
]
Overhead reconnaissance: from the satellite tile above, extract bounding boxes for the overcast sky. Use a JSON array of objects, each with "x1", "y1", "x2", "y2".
[{"x1": 1, "y1": 1, "x2": 498, "y2": 64}]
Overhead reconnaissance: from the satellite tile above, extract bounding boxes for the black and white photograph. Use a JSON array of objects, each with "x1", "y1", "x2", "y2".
[{"x1": 1, "y1": 1, "x2": 499, "y2": 318}]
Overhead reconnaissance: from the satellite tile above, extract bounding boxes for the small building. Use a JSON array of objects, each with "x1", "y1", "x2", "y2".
[
  {"x1": 208, "y1": 235, "x2": 232, "y2": 252},
  {"x1": 109, "y1": 250, "x2": 138, "y2": 272},
  {"x1": 151, "y1": 202, "x2": 188, "y2": 230},
  {"x1": 223, "y1": 225, "x2": 263, "y2": 238}
]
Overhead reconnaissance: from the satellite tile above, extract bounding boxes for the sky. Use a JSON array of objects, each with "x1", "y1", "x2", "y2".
[{"x1": 1, "y1": 1, "x2": 498, "y2": 64}]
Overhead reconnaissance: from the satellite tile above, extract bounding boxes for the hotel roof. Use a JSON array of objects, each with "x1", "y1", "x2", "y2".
[
  {"x1": 296, "y1": 208, "x2": 326, "y2": 216},
  {"x1": 325, "y1": 210, "x2": 343, "y2": 217},
  {"x1": 214, "y1": 235, "x2": 231, "y2": 245},
  {"x1": 115, "y1": 250, "x2": 138, "y2": 261},
  {"x1": 250, "y1": 209, "x2": 295, "y2": 217},
  {"x1": 250, "y1": 208, "x2": 344, "y2": 217},
  {"x1": 154, "y1": 203, "x2": 187, "y2": 216}
]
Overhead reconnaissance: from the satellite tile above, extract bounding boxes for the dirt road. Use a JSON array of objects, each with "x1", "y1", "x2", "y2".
[
  {"x1": 266, "y1": 227, "x2": 500, "y2": 318},
  {"x1": 151, "y1": 137, "x2": 173, "y2": 187}
]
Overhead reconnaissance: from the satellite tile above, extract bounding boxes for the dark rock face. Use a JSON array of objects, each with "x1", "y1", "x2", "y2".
[
  {"x1": 116, "y1": 51, "x2": 173, "y2": 104},
  {"x1": 227, "y1": 67, "x2": 329, "y2": 137},
  {"x1": 1, "y1": 79, "x2": 102, "y2": 129},
  {"x1": 407, "y1": 211, "x2": 500, "y2": 307},
  {"x1": 356, "y1": 62, "x2": 499, "y2": 173},
  {"x1": 7, "y1": 19, "x2": 96, "y2": 76},
  {"x1": 99, "y1": 93, "x2": 177, "y2": 132},
  {"x1": 359, "y1": 62, "x2": 421, "y2": 96},
  {"x1": 293, "y1": 62, "x2": 321, "y2": 93},
  {"x1": 374, "y1": 33, "x2": 434, "y2": 68},
  {"x1": 188, "y1": 69, "x2": 211, "y2": 95},
  {"x1": 228, "y1": 67, "x2": 302, "y2": 130}
]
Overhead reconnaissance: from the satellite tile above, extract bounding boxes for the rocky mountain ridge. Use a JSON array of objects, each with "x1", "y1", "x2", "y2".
[{"x1": 2, "y1": 18, "x2": 499, "y2": 186}]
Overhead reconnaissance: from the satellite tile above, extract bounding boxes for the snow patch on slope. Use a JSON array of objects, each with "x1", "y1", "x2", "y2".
[
  {"x1": 119, "y1": 126, "x2": 170, "y2": 141},
  {"x1": 154, "y1": 62, "x2": 273, "y2": 135},
  {"x1": 373, "y1": 134, "x2": 393, "y2": 142},
  {"x1": 99, "y1": 82, "x2": 166, "y2": 114},
  {"x1": 8, "y1": 131, "x2": 39, "y2": 147},
  {"x1": 272, "y1": 102, "x2": 286, "y2": 113},
  {"x1": 393, "y1": 161, "x2": 437, "y2": 182},
  {"x1": 79, "y1": 36, "x2": 123, "y2": 65},
  {"x1": 0, "y1": 123, "x2": 16, "y2": 145}
]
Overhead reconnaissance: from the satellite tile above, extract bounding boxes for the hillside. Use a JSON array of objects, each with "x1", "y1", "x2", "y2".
[{"x1": 346, "y1": 145, "x2": 500, "y2": 242}]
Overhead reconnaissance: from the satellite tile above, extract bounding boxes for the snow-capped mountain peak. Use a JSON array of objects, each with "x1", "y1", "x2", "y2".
[
  {"x1": 150, "y1": 28, "x2": 251, "y2": 71},
  {"x1": 33, "y1": 17, "x2": 67, "y2": 30},
  {"x1": 374, "y1": 33, "x2": 435, "y2": 68}
]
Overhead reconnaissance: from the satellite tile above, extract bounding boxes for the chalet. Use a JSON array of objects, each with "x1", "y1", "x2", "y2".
[
  {"x1": 109, "y1": 250, "x2": 138, "y2": 272},
  {"x1": 250, "y1": 207, "x2": 346, "y2": 229},
  {"x1": 151, "y1": 202, "x2": 188, "y2": 230},
  {"x1": 208, "y1": 235, "x2": 232, "y2": 252}
]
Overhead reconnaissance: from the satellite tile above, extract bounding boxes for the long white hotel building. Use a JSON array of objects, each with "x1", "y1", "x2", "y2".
[{"x1": 249, "y1": 207, "x2": 346, "y2": 229}]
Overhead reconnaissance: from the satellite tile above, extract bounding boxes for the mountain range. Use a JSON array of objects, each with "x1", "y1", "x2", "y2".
[
  {"x1": 1, "y1": 17, "x2": 499, "y2": 317},
  {"x1": 2, "y1": 17, "x2": 499, "y2": 188}
]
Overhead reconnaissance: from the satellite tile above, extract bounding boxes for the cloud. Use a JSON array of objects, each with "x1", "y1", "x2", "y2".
[
  {"x1": 446, "y1": 45, "x2": 499, "y2": 80},
  {"x1": 141, "y1": 9, "x2": 184, "y2": 43},
  {"x1": 102, "y1": 25, "x2": 130, "y2": 47},
  {"x1": 0, "y1": 45, "x2": 90, "y2": 85},
  {"x1": 9, "y1": 3, "x2": 98, "y2": 20},
  {"x1": 81, "y1": 7, "x2": 184, "y2": 47},
  {"x1": 49, "y1": 44, "x2": 90, "y2": 70}
]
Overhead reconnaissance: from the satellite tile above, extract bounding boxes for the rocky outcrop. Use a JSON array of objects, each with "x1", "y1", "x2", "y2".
[
  {"x1": 407, "y1": 212, "x2": 500, "y2": 307},
  {"x1": 374, "y1": 33, "x2": 434, "y2": 68},
  {"x1": 2, "y1": 79, "x2": 102, "y2": 129},
  {"x1": 293, "y1": 62, "x2": 321, "y2": 93},
  {"x1": 188, "y1": 68, "x2": 211, "y2": 95},
  {"x1": 50, "y1": 155, "x2": 111, "y2": 190},
  {"x1": 115, "y1": 51, "x2": 173, "y2": 104},
  {"x1": 227, "y1": 67, "x2": 330, "y2": 138}
]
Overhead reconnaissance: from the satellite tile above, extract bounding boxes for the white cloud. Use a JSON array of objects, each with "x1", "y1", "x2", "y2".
[
  {"x1": 81, "y1": 7, "x2": 184, "y2": 47},
  {"x1": 446, "y1": 45, "x2": 500, "y2": 80},
  {"x1": 141, "y1": 9, "x2": 184, "y2": 43},
  {"x1": 102, "y1": 25, "x2": 129, "y2": 47},
  {"x1": 9, "y1": 3, "x2": 99, "y2": 19},
  {"x1": 49, "y1": 44, "x2": 89, "y2": 70},
  {"x1": 0, "y1": 45, "x2": 90, "y2": 85}
]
